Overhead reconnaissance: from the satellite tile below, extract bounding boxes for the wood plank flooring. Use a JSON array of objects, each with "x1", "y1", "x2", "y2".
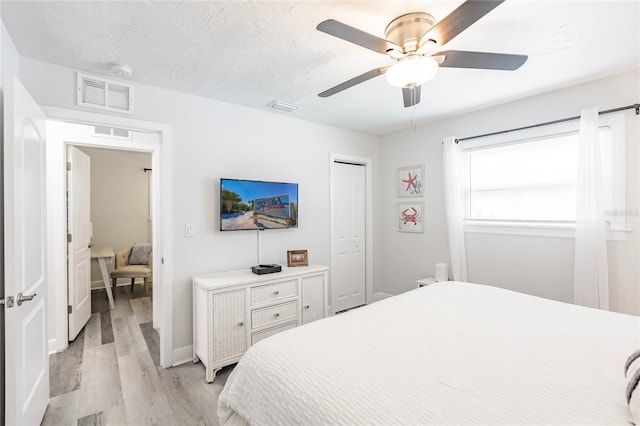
[{"x1": 43, "y1": 286, "x2": 233, "y2": 426}]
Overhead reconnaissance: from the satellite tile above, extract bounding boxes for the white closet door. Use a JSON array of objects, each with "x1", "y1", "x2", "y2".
[{"x1": 331, "y1": 162, "x2": 366, "y2": 313}]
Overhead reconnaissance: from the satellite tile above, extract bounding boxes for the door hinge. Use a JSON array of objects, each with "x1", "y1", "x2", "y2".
[
  {"x1": 161, "y1": 257, "x2": 165, "y2": 265},
  {"x1": 66, "y1": 161, "x2": 71, "y2": 171},
  {"x1": 68, "y1": 305, "x2": 72, "y2": 314},
  {"x1": 67, "y1": 233, "x2": 72, "y2": 243}
]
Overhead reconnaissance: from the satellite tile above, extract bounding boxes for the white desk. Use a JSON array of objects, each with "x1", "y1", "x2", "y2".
[{"x1": 91, "y1": 246, "x2": 115, "y2": 309}]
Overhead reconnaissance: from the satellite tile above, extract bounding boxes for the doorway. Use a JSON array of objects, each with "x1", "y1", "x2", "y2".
[
  {"x1": 69, "y1": 145, "x2": 153, "y2": 340},
  {"x1": 329, "y1": 154, "x2": 374, "y2": 314},
  {"x1": 44, "y1": 113, "x2": 173, "y2": 369}
]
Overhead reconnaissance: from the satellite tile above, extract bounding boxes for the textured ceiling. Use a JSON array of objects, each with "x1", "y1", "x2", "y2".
[{"x1": 2, "y1": 1, "x2": 639, "y2": 135}]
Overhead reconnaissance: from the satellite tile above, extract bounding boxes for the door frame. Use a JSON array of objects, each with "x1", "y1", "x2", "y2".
[
  {"x1": 329, "y1": 153, "x2": 374, "y2": 314},
  {"x1": 43, "y1": 106, "x2": 174, "y2": 368}
]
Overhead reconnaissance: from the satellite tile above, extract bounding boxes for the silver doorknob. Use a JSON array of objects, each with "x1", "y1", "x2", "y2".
[{"x1": 17, "y1": 292, "x2": 36, "y2": 306}]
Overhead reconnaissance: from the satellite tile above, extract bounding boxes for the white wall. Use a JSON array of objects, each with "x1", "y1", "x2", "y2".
[
  {"x1": 1, "y1": 22, "x2": 19, "y2": 80},
  {"x1": 19, "y1": 57, "x2": 382, "y2": 355},
  {"x1": 77, "y1": 146, "x2": 152, "y2": 285},
  {"x1": 380, "y1": 69, "x2": 640, "y2": 316}
]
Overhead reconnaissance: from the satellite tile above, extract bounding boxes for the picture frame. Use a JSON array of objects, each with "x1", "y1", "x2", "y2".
[
  {"x1": 287, "y1": 249, "x2": 308, "y2": 267},
  {"x1": 397, "y1": 202, "x2": 424, "y2": 233},
  {"x1": 397, "y1": 165, "x2": 424, "y2": 197}
]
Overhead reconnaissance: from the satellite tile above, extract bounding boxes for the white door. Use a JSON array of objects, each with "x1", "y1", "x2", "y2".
[
  {"x1": 67, "y1": 146, "x2": 92, "y2": 340},
  {"x1": 4, "y1": 76, "x2": 49, "y2": 425},
  {"x1": 331, "y1": 161, "x2": 366, "y2": 312}
]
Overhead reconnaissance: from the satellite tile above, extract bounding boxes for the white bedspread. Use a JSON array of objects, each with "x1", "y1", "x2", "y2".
[{"x1": 218, "y1": 282, "x2": 640, "y2": 425}]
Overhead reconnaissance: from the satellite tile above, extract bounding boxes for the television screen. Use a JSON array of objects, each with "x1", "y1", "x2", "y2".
[{"x1": 220, "y1": 178, "x2": 298, "y2": 231}]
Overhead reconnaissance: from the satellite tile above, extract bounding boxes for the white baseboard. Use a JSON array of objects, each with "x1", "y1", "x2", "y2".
[
  {"x1": 48, "y1": 338, "x2": 67, "y2": 354},
  {"x1": 91, "y1": 278, "x2": 146, "y2": 290},
  {"x1": 172, "y1": 345, "x2": 193, "y2": 367},
  {"x1": 91, "y1": 280, "x2": 105, "y2": 290}
]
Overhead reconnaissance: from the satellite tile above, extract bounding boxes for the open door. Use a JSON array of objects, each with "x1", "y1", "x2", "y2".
[
  {"x1": 67, "y1": 146, "x2": 91, "y2": 340},
  {"x1": 3, "y1": 76, "x2": 49, "y2": 425}
]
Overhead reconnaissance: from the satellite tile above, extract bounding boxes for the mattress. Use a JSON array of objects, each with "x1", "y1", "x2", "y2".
[{"x1": 218, "y1": 282, "x2": 640, "y2": 425}]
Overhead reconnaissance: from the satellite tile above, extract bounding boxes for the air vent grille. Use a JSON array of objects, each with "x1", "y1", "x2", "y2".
[
  {"x1": 108, "y1": 84, "x2": 131, "y2": 110},
  {"x1": 82, "y1": 79, "x2": 106, "y2": 106},
  {"x1": 77, "y1": 72, "x2": 134, "y2": 114},
  {"x1": 94, "y1": 126, "x2": 111, "y2": 136},
  {"x1": 93, "y1": 126, "x2": 132, "y2": 140},
  {"x1": 112, "y1": 127, "x2": 130, "y2": 138}
]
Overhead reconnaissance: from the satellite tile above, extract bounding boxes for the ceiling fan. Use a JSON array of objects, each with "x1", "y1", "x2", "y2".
[{"x1": 316, "y1": 0, "x2": 527, "y2": 108}]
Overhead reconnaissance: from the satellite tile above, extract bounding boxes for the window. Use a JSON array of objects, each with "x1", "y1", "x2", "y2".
[{"x1": 462, "y1": 113, "x2": 626, "y2": 236}]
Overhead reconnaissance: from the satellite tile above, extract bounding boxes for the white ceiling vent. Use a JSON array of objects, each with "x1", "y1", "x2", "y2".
[{"x1": 77, "y1": 72, "x2": 134, "y2": 114}]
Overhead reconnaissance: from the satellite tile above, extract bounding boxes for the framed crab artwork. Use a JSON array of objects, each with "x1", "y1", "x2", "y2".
[
  {"x1": 397, "y1": 202, "x2": 424, "y2": 233},
  {"x1": 396, "y1": 165, "x2": 423, "y2": 197}
]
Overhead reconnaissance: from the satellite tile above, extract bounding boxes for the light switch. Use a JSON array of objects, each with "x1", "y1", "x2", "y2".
[{"x1": 185, "y1": 223, "x2": 195, "y2": 237}]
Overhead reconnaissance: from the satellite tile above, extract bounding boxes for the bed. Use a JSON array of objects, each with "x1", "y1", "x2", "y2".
[{"x1": 218, "y1": 281, "x2": 639, "y2": 425}]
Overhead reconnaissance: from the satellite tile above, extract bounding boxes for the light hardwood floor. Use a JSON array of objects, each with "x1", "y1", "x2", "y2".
[{"x1": 43, "y1": 286, "x2": 233, "y2": 426}]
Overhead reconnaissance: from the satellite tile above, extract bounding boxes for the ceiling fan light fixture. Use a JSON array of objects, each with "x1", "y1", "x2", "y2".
[{"x1": 386, "y1": 56, "x2": 438, "y2": 88}]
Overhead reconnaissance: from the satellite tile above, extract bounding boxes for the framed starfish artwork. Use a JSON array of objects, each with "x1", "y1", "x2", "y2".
[
  {"x1": 396, "y1": 165, "x2": 423, "y2": 197},
  {"x1": 397, "y1": 202, "x2": 424, "y2": 233}
]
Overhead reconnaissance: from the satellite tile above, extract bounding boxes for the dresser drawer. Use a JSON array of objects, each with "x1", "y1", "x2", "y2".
[
  {"x1": 251, "y1": 321, "x2": 298, "y2": 346},
  {"x1": 251, "y1": 300, "x2": 298, "y2": 329},
  {"x1": 251, "y1": 280, "x2": 297, "y2": 306}
]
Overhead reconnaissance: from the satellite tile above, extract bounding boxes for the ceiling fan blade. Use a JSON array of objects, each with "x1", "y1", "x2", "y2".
[
  {"x1": 318, "y1": 67, "x2": 387, "y2": 98},
  {"x1": 422, "y1": 0, "x2": 505, "y2": 47},
  {"x1": 402, "y1": 86, "x2": 421, "y2": 108},
  {"x1": 437, "y1": 50, "x2": 527, "y2": 70},
  {"x1": 317, "y1": 19, "x2": 402, "y2": 55}
]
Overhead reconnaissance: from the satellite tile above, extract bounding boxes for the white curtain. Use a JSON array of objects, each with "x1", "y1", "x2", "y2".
[
  {"x1": 574, "y1": 107, "x2": 609, "y2": 310},
  {"x1": 443, "y1": 136, "x2": 468, "y2": 282}
]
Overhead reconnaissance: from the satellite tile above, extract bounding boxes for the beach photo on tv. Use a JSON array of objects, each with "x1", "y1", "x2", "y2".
[{"x1": 220, "y1": 179, "x2": 298, "y2": 231}]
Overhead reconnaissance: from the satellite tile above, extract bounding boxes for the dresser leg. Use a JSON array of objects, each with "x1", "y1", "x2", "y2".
[{"x1": 206, "y1": 367, "x2": 219, "y2": 383}]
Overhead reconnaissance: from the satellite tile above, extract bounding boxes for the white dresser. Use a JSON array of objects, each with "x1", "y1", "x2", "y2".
[{"x1": 192, "y1": 265, "x2": 328, "y2": 382}]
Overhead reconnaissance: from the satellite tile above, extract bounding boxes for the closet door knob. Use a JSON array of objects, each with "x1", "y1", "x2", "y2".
[
  {"x1": 274, "y1": 291, "x2": 280, "y2": 295},
  {"x1": 238, "y1": 322, "x2": 244, "y2": 327},
  {"x1": 304, "y1": 305, "x2": 310, "y2": 309},
  {"x1": 274, "y1": 313, "x2": 280, "y2": 318}
]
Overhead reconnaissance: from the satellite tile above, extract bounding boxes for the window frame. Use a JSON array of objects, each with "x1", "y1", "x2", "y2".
[{"x1": 460, "y1": 113, "x2": 627, "y2": 240}]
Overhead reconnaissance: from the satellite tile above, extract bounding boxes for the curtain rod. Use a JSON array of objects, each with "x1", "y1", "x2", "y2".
[{"x1": 455, "y1": 103, "x2": 639, "y2": 144}]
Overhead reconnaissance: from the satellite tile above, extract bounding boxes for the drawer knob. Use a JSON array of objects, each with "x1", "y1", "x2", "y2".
[
  {"x1": 238, "y1": 322, "x2": 244, "y2": 327},
  {"x1": 274, "y1": 291, "x2": 280, "y2": 295},
  {"x1": 274, "y1": 313, "x2": 280, "y2": 317},
  {"x1": 304, "y1": 305, "x2": 310, "y2": 309}
]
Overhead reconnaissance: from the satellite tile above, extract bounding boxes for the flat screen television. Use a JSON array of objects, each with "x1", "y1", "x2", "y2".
[{"x1": 220, "y1": 178, "x2": 298, "y2": 231}]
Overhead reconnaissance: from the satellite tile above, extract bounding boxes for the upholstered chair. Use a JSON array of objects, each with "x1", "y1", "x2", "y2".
[{"x1": 110, "y1": 244, "x2": 152, "y2": 299}]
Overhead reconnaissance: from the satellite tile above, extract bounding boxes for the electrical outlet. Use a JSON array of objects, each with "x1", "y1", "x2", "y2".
[{"x1": 185, "y1": 223, "x2": 195, "y2": 237}]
